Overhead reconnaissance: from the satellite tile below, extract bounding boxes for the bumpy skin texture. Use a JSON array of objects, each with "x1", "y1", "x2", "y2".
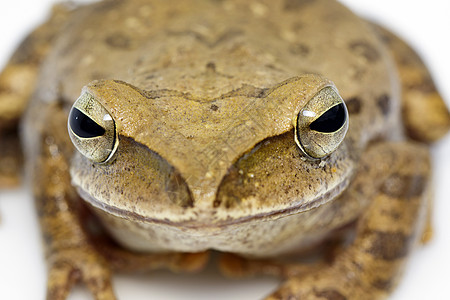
[{"x1": 0, "y1": 0, "x2": 449, "y2": 299}]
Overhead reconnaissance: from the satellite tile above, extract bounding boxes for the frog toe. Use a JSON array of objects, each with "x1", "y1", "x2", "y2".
[
  {"x1": 47, "y1": 260, "x2": 77, "y2": 300},
  {"x1": 265, "y1": 277, "x2": 350, "y2": 300},
  {"x1": 83, "y1": 275, "x2": 116, "y2": 300},
  {"x1": 46, "y1": 247, "x2": 116, "y2": 300}
]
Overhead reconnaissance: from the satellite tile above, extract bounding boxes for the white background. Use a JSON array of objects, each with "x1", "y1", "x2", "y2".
[{"x1": 0, "y1": 1, "x2": 449, "y2": 299}]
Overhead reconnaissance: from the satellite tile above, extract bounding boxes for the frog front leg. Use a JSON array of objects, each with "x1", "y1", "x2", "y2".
[
  {"x1": 27, "y1": 99, "x2": 209, "y2": 300},
  {"x1": 24, "y1": 99, "x2": 117, "y2": 300},
  {"x1": 0, "y1": 4, "x2": 72, "y2": 186},
  {"x1": 261, "y1": 142, "x2": 431, "y2": 300}
]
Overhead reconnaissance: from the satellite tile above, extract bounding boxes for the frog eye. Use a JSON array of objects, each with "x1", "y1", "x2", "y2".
[
  {"x1": 295, "y1": 86, "x2": 349, "y2": 159},
  {"x1": 68, "y1": 92, "x2": 118, "y2": 163}
]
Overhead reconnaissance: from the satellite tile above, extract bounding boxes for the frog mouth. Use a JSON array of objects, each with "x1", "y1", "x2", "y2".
[{"x1": 75, "y1": 176, "x2": 350, "y2": 229}]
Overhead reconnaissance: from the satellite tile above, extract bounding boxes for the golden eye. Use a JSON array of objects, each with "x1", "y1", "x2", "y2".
[
  {"x1": 68, "y1": 91, "x2": 118, "y2": 163},
  {"x1": 295, "y1": 86, "x2": 349, "y2": 159}
]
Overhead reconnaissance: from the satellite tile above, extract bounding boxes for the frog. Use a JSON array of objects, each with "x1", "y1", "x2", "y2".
[{"x1": 0, "y1": 0, "x2": 449, "y2": 299}]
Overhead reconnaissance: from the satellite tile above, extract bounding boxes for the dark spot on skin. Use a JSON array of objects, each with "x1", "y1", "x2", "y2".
[
  {"x1": 350, "y1": 65, "x2": 367, "y2": 80},
  {"x1": 314, "y1": 289, "x2": 347, "y2": 300},
  {"x1": 380, "y1": 174, "x2": 427, "y2": 199},
  {"x1": 210, "y1": 104, "x2": 219, "y2": 111},
  {"x1": 349, "y1": 41, "x2": 380, "y2": 62},
  {"x1": 284, "y1": 0, "x2": 315, "y2": 10},
  {"x1": 94, "y1": 0, "x2": 125, "y2": 12},
  {"x1": 406, "y1": 76, "x2": 436, "y2": 94},
  {"x1": 213, "y1": 199, "x2": 221, "y2": 208},
  {"x1": 398, "y1": 54, "x2": 415, "y2": 67},
  {"x1": 134, "y1": 57, "x2": 144, "y2": 66},
  {"x1": 378, "y1": 31, "x2": 393, "y2": 44},
  {"x1": 265, "y1": 64, "x2": 285, "y2": 73},
  {"x1": 372, "y1": 278, "x2": 394, "y2": 291},
  {"x1": 366, "y1": 231, "x2": 411, "y2": 261},
  {"x1": 345, "y1": 97, "x2": 362, "y2": 114},
  {"x1": 10, "y1": 34, "x2": 40, "y2": 64},
  {"x1": 397, "y1": 47, "x2": 424, "y2": 67},
  {"x1": 381, "y1": 209, "x2": 402, "y2": 221},
  {"x1": 225, "y1": 196, "x2": 240, "y2": 209},
  {"x1": 289, "y1": 43, "x2": 310, "y2": 56},
  {"x1": 350, "y1": 260, "x2": 363, "y2": 272},
  {"x1": 291, "y1": 21, "x2": 304, "y2": 32},
  {"x1": 376, "y1": 94, "x2": 390, "y2": 116},
  {"x1": 206, "y1": 62, "x2": 216, "y2": 72},
  {"x1": 105, "y1": 33, "x2": 131, "y2": 49},
  {"x1": 269, "y1": 290, "x2": 296, "y2": 300},
  {"x1": 0, "y1": 85, "x2": 10, "y2": 96}
]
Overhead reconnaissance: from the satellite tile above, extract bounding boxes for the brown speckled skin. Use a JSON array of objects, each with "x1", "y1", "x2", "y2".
[{"x1": 0, "y1": 0, "x2": 449, "y2": 299}]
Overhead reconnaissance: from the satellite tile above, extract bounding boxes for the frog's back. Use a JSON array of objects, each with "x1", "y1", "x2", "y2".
[{"x1": 41, "y1": 0, "x2": 396, "y2": 111}]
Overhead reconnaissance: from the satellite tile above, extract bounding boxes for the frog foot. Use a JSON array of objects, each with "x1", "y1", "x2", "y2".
[
  {"x1": 46, "y1": 246, "x2": 116, "y2": 300},
  {"x1": 219, "y1": 253, "x2": 326, "y2": 279},
  {"x1": 92, "y1": 234, "x2": 209, "y2": 274}
]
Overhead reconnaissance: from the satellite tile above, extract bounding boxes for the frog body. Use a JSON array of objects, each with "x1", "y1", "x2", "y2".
[
  {"x1": 0, "y1": 0, "x2": 449, "y2": 299},
  {"x1": 27, "y1": 0, "x2": 400, "y2": 255}
]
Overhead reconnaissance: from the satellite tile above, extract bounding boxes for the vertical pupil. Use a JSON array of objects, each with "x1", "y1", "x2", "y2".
[
  {"x1": 69, "y1": 107, "x2": 106, "y2": 138},
  {"x1": 309, "y1": 103, "x2": 347, "y2": 133}
]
